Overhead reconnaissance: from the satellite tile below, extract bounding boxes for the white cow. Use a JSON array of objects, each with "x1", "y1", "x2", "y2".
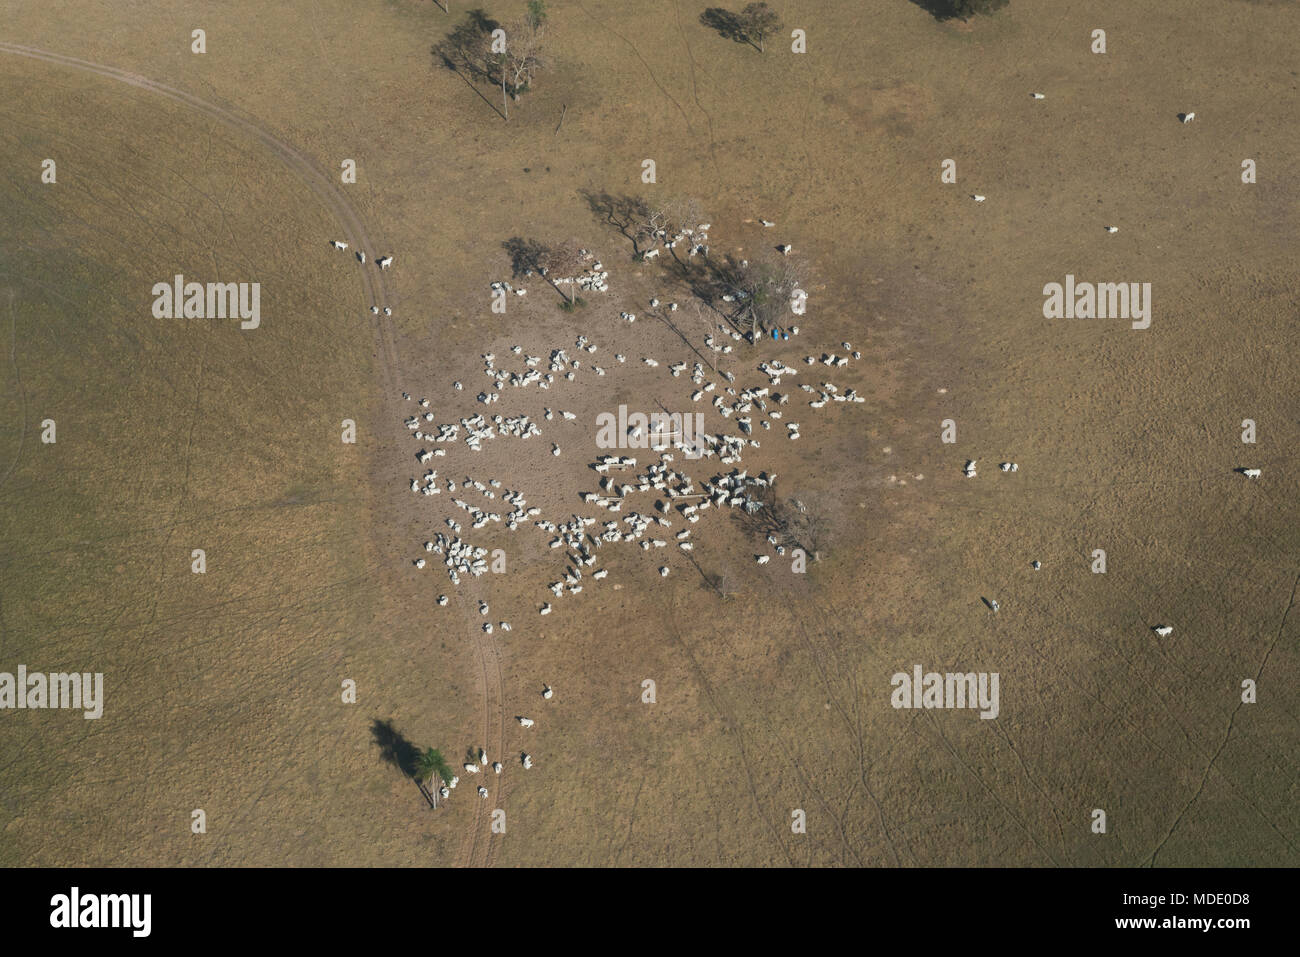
[
  {"x1": 377, "y1": 255, "x2": 394, "y2": 269},
  {"x1": 1153, "y1": 625, "x2": 1174, "y2": 637},
  {"x1": 517, "y1": 716, "x2": 535, "y2": 728},
  {"x1": 330, "y1": 240, "x2": 348, "y2": 250}
]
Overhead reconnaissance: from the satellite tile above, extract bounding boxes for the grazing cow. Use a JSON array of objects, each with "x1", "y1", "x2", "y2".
[
  {"x1": 971, "y1": 194, "x2": 986, "y2": 203},
  {"x1": 542, "y1": 685, "x2": 553, "y2": 699},
  {"x1": 377, "y1": 255, "x2": 393, "y2": 270},
  {"x1": 521, "y1": 753, "x2": 533, "y2": 769},
  {"x1": 777, "y1": 244, "x2": 793, "y2": 255},
  {"x1": 1030, "y1": 92, "x2": 1045, "y2": 99},
  {"x1": 357, "y1": 250, "x2": 366, "y2": 264},
  {"x1": 492, "y1": 762, "x2": 502, "y2": 774},
  {"x1": 330, "y1": 240, "x2": 348, "y2": 250},
  {"x1": 1153, "y1": 625, "x2": 1174, "y2": 637},
  {"x1": 478, "y1": 786, "x2": 488, "y2": 798},
  {"x1": 464, "y1": 762, "x2": 480, "y2": 774},
  {"x1": 1104, "y1": 226, "x2": 1119, "y2": 234},
  {"x1": 759, "y1": 219, "x2": 775, "y2": 227},
  {"x1": 999, "y1": 462, "x2": 1018, "y2": 472},
  {"x1": 517, "y1": 716, "x2": 535, "y2": 728},
  {"x1": 756, "y1": 555, "x2": 770, "y2": 565},
  {"x1": 1237, "y1": 468, "x2": 1262, "y2": 478},
  {"x1": 1179, "y1": 112, "x2": 1195, "y2": 124}
]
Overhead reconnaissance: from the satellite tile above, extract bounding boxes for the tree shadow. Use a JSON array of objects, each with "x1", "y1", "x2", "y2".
[
  {"x1": 371, "y1": 718, "x2": 420, "y2": 778},
  {"x1": 700, "y1": 8, "x2": 747, "y2": 43},
  {"x1": 578, "y1": 189, "x2": 651, "y2": 257},
  {"x1": 501, "y1": 237, "x2": 581, "y2": 303},
  {"x1": 432, "y1": 9, "x2": 507, "y2": 119},
  {"x1": 907, "y1": 0, "x2": 960, "y2": 20},
  {"x1": 502, "y1": 236, "x2": 549, "y2": 278}
]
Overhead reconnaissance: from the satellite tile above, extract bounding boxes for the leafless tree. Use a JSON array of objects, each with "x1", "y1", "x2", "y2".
[
  {"x1": 692, "y1": 246, "x2": 805, "y2": 338},
  {"x1": 640, "y1": 196, "x2": 710, "y2": 270},
  {"x1": 738, "y1": 486, "x2": 829, "y2": 561},
  {"x1": 500, "y1": 11, "x2": 546, "y2": 119},
  {"x1": 502, "y1": 237, "x2": 587, "y2": 304},
  {"x1": 435, "y1": 6, "x2": 547, "y2": 121}
]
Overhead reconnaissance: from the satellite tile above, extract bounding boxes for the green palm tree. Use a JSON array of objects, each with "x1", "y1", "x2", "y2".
[{"x1": 415, "y1": 747, "x2": 454, "y2": 793}]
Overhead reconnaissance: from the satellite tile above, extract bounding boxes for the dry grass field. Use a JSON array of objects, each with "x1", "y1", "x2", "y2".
[{"x1": 1, "y1": 0, "x2": 1297, "y2": 867}]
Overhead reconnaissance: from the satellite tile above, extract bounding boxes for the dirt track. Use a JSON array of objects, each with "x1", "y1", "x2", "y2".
[{"x1": 0, "y1": 40, "x2": 510, "y2": 868}]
